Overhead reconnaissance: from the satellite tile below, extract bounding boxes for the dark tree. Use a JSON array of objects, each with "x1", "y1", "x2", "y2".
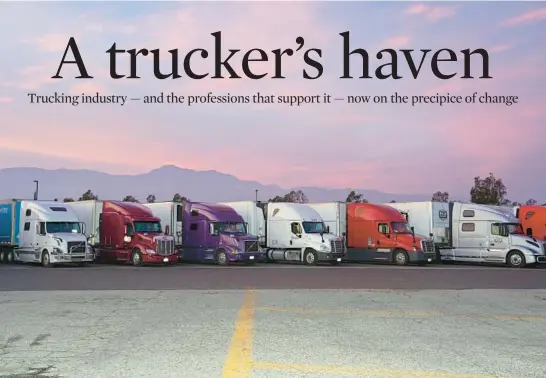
[
  {"x1": 79, "y1": 190, "x2": 98, "y2": 201},
  {"x1": 346, "y1": 190, "x2": 367, "y2": 203},
  {"x1": 269, "y1": 190, "x2": 308, "y2": 203},
  {"x1": 470, "y1": 173, "x2": 507, "y2": 205},
  {"x1": 432, "y1": 191, "x2": 449, "y2": 202},
  {"x1": 122, "y1": 195, "x2": 139, "y2": 203},
  {"x1": 146, "y1": 194, "x2": 156, "y2": 203},
  {"x1": 173, "y1": 193, "x2": 188, "y2": 202},
  {"x1": 63, "y1": 198, "x2": 74, "y2": 202},
  {"x1": 525, "y1": 198, "x2": 537, "y2": 206}
]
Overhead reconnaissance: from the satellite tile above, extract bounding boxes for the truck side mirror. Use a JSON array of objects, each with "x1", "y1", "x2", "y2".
[
  {"x1": 326, "y1": 226, "x2": 330, "y2": 233},
  {"x1": 410, "y1": 226, "x2": 415, "y2": 235}
]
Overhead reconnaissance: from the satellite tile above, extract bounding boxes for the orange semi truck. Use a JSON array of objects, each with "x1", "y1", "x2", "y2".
[
  {"x1": 307, "y1": 202, "x2": 435, "y2": 265},
  {"x1": 514, "y1": 206, "x2": 546, "y2": 241}
]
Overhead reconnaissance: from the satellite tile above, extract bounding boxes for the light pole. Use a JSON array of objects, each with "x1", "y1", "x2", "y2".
[
  {"x1": 255, "y1": 189, "x2": 258, "y2": 202},
  {"x1": 33, "y1": 180, "x2": 39, "y2": 200}
]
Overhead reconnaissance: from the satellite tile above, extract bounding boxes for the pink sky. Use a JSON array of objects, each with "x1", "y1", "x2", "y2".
[{"x1": 0, "y1": 2, "x2": 545, "y2": 200}]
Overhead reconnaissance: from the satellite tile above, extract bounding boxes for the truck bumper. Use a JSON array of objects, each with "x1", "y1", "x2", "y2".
[
  {"x1": 535, "y1": 255, "x2": 546, "y2": 264},
  {"x1": 228, "y1": 253, "x2": 265, "y2": 263},
  {"x1": 50, "y1": 254, "x2": 94, "y2": 264},
  {"x1": 408, "y1": 251, "x2": 434, "y2": 264},
  {"x1": 317, "y1": 252, "x2": 345, "y2": 263},
  {"x1": 142, "y1": 254, "x2": 178, "y2": 264}
]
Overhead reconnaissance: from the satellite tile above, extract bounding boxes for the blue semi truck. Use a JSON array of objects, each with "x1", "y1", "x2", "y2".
[{"x1": 0, "y1": 199, "x2": 94, "y2": 266}]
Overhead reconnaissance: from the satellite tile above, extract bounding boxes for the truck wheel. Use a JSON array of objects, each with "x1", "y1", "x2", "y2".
[
  {"x1": 0, "y1": 250, "x2": 4, "y2": 264},
  {"x1": 41, "y1": 250, "x2": 51, "y2": 268},
  {"x1": 507, "y1": 250, "x2": 526, "y2": 268},
  {"x1": 303, "y1": 249, "x2": 317, "y2": 266},
  {"x1": 6, "y1": 250, "x2": 14, "y2": 264},
  {"x1": 393, "y1": 250, "x2": 409, "y2": 266},
  {"x1": 131, "y1": 249, "x2": 143, "y2": 266},
  {"x1": 215, "y1": 249, "x2": 229, "y2": 266}
]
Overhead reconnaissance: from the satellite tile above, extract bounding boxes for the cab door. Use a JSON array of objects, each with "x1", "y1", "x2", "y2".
[
  {"x1": 484, "y1": 223, "x2": 509, "y2": 262},
  {"x1": 376, "y1": 222, "x2": 394, "y2": 261}
]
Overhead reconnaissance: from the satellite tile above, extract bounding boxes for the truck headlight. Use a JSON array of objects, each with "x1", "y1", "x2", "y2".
[
  {"x1": 412, "y1": 247, "x2": 418, "y2": 252},
  {"x1": 230, "y1": 248, "x2": 241, "y2": 254},
  {"x1": 145, "y1": 249, "x2": 156, "y2": 254},
  {"x1": 319, "y1": 244, "x2": 329, "y2": 252},
  {"x1": 53, "y1": 247, "x2": 63, "y2": 255}
]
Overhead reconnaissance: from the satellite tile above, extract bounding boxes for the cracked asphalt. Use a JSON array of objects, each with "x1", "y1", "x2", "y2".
[{"x1": 1, "y1": 264, "x2": 545, "y2": 377}]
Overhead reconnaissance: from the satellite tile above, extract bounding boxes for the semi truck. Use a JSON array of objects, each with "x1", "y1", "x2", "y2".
[
  {"x1": 307, "y1": 202, "x2": 435, "y2": 265},
  {"x1": 69, "y1": 200, "x2": 177, "y2": 266},
  {"x1": 143, "y1": 201, "x2": 264, "y2": 265},
  {"x1": 0, "y1": 199, "x2": 93, "y2": 266},
  {"x1": 496, "y1": 205, "x2": 546, "y2": 241},
  {"x1": 219, "y1": 201, "x2": 346, "y2": 265},
  {"x1": 385, "y1": 201, "x2": 546, "y2": 268}
]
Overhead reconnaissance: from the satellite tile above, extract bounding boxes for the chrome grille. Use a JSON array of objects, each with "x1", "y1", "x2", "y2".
[
  {"x1": 330, "y1": 239, "x2": 346, "y2": 254},
  {"x1": 156, "y1": 238, "x2": 174, "y2": 255},
  {"x1": 67, "y1": 241, "x2": 86, "y2": 254},
  {"x1": 244, "y1": 240, "x2": 259, "y2": 252},
  {"x1": 421, "y1": 240, "x2": 434, "y2": 253}
]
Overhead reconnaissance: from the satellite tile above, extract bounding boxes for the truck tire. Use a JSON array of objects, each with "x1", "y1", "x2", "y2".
[
  {"x1": 41, "y1": 250, "x2": 51, "y2": 268},
  {"x1": 6, "y1": 250, "x2": 14, "y2": 264},
  {"x1": 0, "y1": 249, "x2": 4, "y2": 264},
  {"x1": 393, "y1": 250, "x2": 409, "y2": 266},
  {"x1": 506, "y1": 250, "x2": 526, "y2": 268},
  {"x1": 131, "y1": 249, "x2": 143, "y2": 266},
  {"x1": 303, "y1": 249, "x2": 317, "y2": 266},
  {"x1": 215, "y1": 249, "x2": 229, "y2": 266}
]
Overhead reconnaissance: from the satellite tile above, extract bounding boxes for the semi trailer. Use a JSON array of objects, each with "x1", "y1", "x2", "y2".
[
  {"x1": 219, "y1": 201, "x2": 345, "y2": 265},
  {"x1": 69, "y1": 200, "x2": 177, "y2": 266},
  {"x1": 385, "y1": 201, "x2": 546, "y2": 268},
  {"x1": 307, "y1": 202, "x2": 435, "y2": 265},
  {"x1": 143, "y1": 201, "x2": 264, "y2": 265},
  {"x1": 0, "y1": 200, "x2": 93, "y2": 266}
]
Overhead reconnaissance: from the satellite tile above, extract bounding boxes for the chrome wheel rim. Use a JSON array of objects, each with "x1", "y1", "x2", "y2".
[
  {"x1": 133, "y1": 253, "x2": 140, "y2": 264},
  {"x1": 218, "y1": 252, "x2": 227, "y2": 265},
  {"x1": 510, "y1": 254, "x2": 522, "y2": 266},
  {"x1": 396, "y1": 253, "x2": 406, "y2": 265},
  {"x1": 306, "y1": 253, "x2": 315, "y2": 264}
]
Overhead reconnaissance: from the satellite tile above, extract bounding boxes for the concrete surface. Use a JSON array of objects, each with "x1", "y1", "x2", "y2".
[
  {"x1": 1, "y1": 289, "x2": 546, "y2": 378},
  {"x1": 1, "y1": 263, "x2": 545, "y2": 291}
]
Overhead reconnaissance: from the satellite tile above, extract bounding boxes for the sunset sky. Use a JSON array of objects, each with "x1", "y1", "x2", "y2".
[{"x1": 0, "y1": 1, "x2": 544, "y2": 201}]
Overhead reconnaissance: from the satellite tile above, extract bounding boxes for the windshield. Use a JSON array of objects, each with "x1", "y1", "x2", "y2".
[
  {"x1": 302, "y1": 222, "x2": 326, "y2": 234},
  {"x1": 504, "y1": 223, "x2": 523, "y2": 235},
  {"x1": 213, "y1": 222, "x2": 247, "y2": 234},
  {"x1": 134, "y1": 221, "x2": 162, "y2": 233},
  {"x1": 391, "y1": 221, "x2": 412, "y2": 234},
  {"x1": 46, "y1": 222, "x2": 81, "y2": 234}
]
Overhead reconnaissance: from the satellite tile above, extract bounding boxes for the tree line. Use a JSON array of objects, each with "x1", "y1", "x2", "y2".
[{"x1": 57, "y1": 173, "x2": 545, "y2": 206}]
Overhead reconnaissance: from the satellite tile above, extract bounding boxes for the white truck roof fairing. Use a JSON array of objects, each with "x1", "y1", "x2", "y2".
[
  {"x1": 453, "y1": 202, "x2": 520, "y2": 223},
  {"x1": 267, "y1": 203, "x2": 324, "y2": 222},
  {"x1": 22, "y1": 201, "x2": 80, "y2": 222}
]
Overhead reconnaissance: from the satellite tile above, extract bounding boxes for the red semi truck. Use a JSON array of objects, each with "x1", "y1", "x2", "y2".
[{"x1": 70, "y1": 200, "x2": 177, "y2": 265}]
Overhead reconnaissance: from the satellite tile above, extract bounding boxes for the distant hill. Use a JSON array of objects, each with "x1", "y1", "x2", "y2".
[{"x1": 0, "y1": 165, "x2": 429, "y2": 203}]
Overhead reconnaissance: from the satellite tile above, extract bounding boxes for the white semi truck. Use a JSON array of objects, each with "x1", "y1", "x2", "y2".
[
  {"x1": 219, "y1": 201, "x2": 346, "y2": 265},
  {"x1": 0, "y1": 200, "x2": 93, "y2": 266},
  {"x1": 385, "y1": 201, "x2": 546, "y2": 268}
]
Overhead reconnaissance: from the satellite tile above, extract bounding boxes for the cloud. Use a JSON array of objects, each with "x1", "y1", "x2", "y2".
[
  {"x1": 406, "y1": 3, "x2": 457, "y2": 22},
  {"x1": 489, "y1": 44, "x2": 512, "y2": 53},
  {"x1": 501, "y1": 7, "x2": 546, "y2": 27},
  {"x1": 382, "y1": 36, "x2": 411, "y2": 49},
  {"x1": 23, "y1": 33, "x2": 72, "y2": 53},
  {"x1": 0, "y1": 97, "x2": 13, "y2": 103}
]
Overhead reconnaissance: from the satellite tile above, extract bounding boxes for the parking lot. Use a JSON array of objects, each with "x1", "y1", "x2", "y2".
[{"x1": 1, "y1": 262, "x2": 546, "y2": 378}]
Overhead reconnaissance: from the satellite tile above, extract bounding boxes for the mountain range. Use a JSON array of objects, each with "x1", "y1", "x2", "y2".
[{"x1": 0, "y1": 165, "x2": 429, "y2": 203}]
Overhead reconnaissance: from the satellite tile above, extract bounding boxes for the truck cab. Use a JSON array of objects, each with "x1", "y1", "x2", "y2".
[
  {"x1": 180, "y1": 202, "x2": 264, "y2": 265},
  {"x1": 222, "y1": 201, "x2": 346, "y2": 265},
  {"x1": 514, "y1": 206, "x2": 546, "y2": 241},
  {"x1": 346, "y1": 203, "x2": 433, "y2": 265},
  {"x1": 3, "y1": 200, "x2": 93, "y2": 267},
  {"x1": 443, "y1": 202, "x2": 545, "y2": 267},
  {"x1": 71, "y1": 200, "x2": 177, "y2": 266}
]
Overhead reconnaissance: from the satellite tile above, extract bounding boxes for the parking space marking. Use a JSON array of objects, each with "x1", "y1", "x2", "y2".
[
  {"x1": 251, "y1": 361, "x2": 511, "y2": 378},
  {"x1": 221, "y1": 289, "x2": 256, "y2": 378},
  {"x1": 256, "y1": 306, "x2": 546, "y2": 322}
]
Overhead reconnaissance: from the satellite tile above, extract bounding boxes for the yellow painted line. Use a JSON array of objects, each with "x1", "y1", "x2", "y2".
[
  {"x1": 256, "y1": 307, "x2": 546, "y2": 322},
  {"x1": 252, "y1": 361, "x2": 512, "y2": 378},
  {"x1": 221, "y1": 290, "x2": 256, "y2": 378}
]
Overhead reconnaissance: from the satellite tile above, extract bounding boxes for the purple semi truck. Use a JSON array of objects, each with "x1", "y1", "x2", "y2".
[{"x1": 143, "y1": 201, "x2": 264, "y2": 265}]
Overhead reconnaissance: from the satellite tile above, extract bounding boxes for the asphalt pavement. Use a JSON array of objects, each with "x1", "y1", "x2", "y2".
[
  {"x1": 1, "y1": 263, "x2": 546, "y2": 378},
  {"x1": 0, "y1": 262, "x2": 545, "y2": 291}
]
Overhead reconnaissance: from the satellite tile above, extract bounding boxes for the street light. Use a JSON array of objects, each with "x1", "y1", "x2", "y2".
[
  {"x1": 255, "y1": 189, "x2": 258, "y2": 202},
  {"x1": 33, "y1": 180, "x2": 39, "y2": 200}
]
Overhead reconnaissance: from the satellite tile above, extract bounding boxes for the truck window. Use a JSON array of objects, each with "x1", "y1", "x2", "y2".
[
  {"x1": 525, "y1": 211, "x2": 535, "y2": 220},
  {"x1": 24, "y1": 222, "x2": 30, "y2": 231},
  {"x1": 39, "y1": 222, "x2": 46, "y2": 235},
  {"x1": 462, "y1": 210, "x2": 475, "y2": 217},
  {"x1": 176, "y1": 205, "x2": 183, "y2": 222},
  {"x1": 378, "y1": 223, "x2": 390, "y2": 234},
  {"x1": 126, "y1": 223, "x2": 134, "y2": 236},
  {"x1": 461, "y1": 223, "x2": 475, "y2": 232},
  {"x1": 291, "y1": 222, "x2": 302, "y2": 235},
  {"x1": 25, "y1": 209, "x2": 31, "y2": 216},
  {"x1": 491, "y1": 224, "x2": 500, "y2": 235},
  {"x1": 190, "y1": 223, "x2": 198, "y2": 231}
]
